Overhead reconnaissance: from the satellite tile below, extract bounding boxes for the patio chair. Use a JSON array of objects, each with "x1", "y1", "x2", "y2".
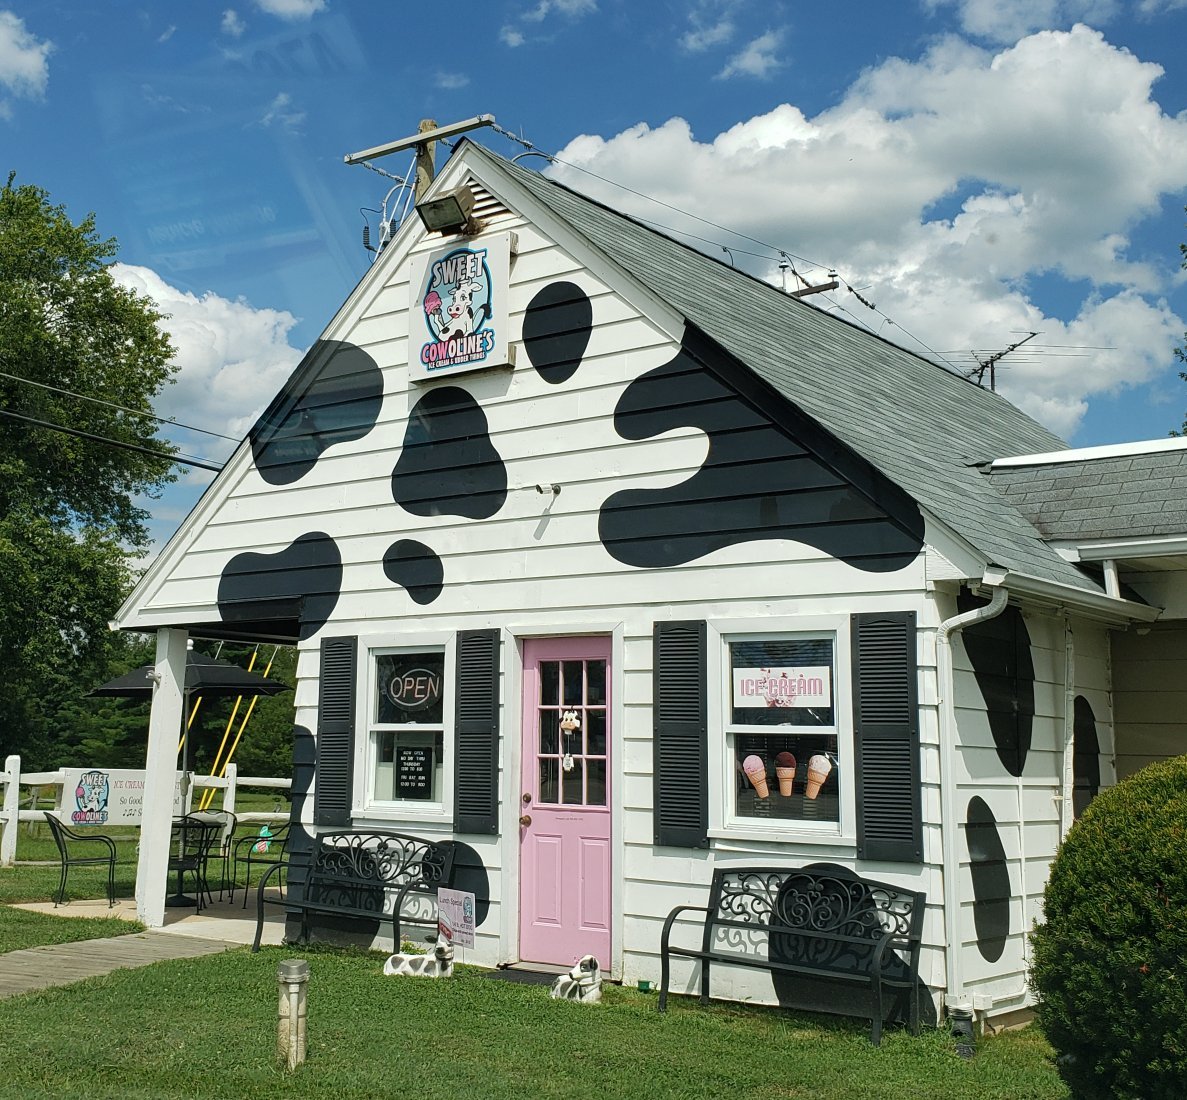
[
  {"x1": 43, "y1": 812, "x2": 117, "y2": 907},
  {"x1": 194, "y1": 809, "x2": 238, "y2": 900},
  {"x1": 230, "y1": 821, "x2": 291, "y2": 907},
  {"x1": 168, "y1": 814, "x2": 224, "y2": 913}
]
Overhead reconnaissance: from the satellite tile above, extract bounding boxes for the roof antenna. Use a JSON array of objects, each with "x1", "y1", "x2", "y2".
[
  {"x1": 344, "y1": 115, "x2": 497, "y2": 200},
  {"x1": 967, "y1": 331, "x2": 1039, "y2": 391}
]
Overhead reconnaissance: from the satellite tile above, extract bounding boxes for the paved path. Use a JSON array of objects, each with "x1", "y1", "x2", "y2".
[{"x1": 0, "y1": 931, "x2": 236, "y2": 999}]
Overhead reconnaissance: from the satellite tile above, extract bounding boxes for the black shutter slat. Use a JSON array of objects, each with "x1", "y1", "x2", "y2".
[
  {"x1": 454, "y1": 629, "x2": 500, "y2": 833},
  {"x1": 653, "y1": 620, "x2": 709, "y2": 848},
  {"x1": 852, "y1": 612, "x2": 921, "y2": 862},
  {"x1": 314, "y1": 636, "x2": 356, "y2": 827}
]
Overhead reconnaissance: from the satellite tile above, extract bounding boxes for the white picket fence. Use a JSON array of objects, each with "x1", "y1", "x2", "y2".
[{"x1": 0, "y1": 754, "x2": 291, "y2": 866}]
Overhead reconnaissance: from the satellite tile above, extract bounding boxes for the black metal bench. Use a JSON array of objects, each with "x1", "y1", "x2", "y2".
[
  {"x1": 252, "y1": 829, "x2": 454, "y2": 953},
  {"x1": 659, "y1": 865, "x2": 926, "y2": 1044}
]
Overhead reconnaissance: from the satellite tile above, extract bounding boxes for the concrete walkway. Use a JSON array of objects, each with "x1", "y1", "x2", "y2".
[{"x1": 1, "y1": 896, "x2": 286, "y2": 999}]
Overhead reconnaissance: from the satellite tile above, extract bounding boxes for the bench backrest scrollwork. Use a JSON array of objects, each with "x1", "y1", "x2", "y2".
[
  {"x1": 704, "y1": 867, "x2": 924, "y2": 977},
  {"x1": 304, "y1": 831, "x2": 455, "y2": 914}
]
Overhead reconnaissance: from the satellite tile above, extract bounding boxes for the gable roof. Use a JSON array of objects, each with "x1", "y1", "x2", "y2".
[{"x1": 460, "y1": 141, "x2": 1099, "y2": 593}]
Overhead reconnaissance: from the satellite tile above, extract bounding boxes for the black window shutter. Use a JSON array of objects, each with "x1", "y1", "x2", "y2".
[
  {"x1": 852, "y1": 611, "x2": 922, "y2": 862},
  {"x1": 653, "y1": 620, "x2": 709, "y2": 848},
  {"x1": 454, "y1": 628, "x2": 501, "y2": 833},
  {"x1": 314, "y1": 635, "x2": 357, "y2": 827}
]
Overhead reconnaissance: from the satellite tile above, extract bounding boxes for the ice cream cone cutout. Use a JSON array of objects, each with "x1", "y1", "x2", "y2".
[
  {"x1": 805, "y1": 753, "x2": 832, "y2": 799},
  {"x1": 742, "y1": 754, "x2": 769, "y2": 798},
  {"x1": 775, "y1": 751, "x2": 797, "y2": 796}
]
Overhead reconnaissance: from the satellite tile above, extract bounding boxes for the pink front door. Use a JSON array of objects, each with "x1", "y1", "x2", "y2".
[{"x1": 519, "y1": 636, "x2": 612, "y2": 967}]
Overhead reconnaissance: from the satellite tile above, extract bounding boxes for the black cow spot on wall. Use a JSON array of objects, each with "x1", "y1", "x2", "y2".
[
  {"x1": 217, "y1": 532, "x2": 342, "y2": 641},
  {"x1": 523, "y1": 281, "x2": 593, "y2": 385},
  {"x1": 1073, "y1": 695, "x2": 1101, "y2": 819},
  {"x1": 599, "y1": 325, "x2": 925, "y2": 571},
  {"x1": 448, "y1": 840, "x2": 491, "y2": 927},
  {"x1": 283, "y1": 725, "x2": 317, "y2": 936},
  {"x1": 382, "y1": 539, "x2": 444, "y2": 605},
  {"x1": 392, "y1": 386, "x2": 507, "y2": 519},
  {"x1": 957, "y1": 591, "x2": 1035, "y2": 777},
  {"x1": 250, "y1": 339, "x2": 384, "y2": 486},
  {"x1": 966, "y1": 796, "x2": 1011, "y2": 963}
]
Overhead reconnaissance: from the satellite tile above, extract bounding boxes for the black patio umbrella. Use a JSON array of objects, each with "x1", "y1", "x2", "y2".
[{"x1": 89, "y1": 652, "x2": 291, "y2": 701}]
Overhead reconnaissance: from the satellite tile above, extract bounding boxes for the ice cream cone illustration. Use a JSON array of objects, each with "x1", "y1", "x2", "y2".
[
  {"x1": 775, "y1": 751, "x2": 797, "y2": 796},
  {"x1": 805, "y1": 753, "x2": 832, "y2": 799},
  {"x1": 742, "y1": 754, "x2": 769, "y2": 798}
]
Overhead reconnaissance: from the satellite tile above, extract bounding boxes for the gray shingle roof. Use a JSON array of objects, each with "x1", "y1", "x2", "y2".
[
  {"x1": 990, "y1": 450, "x2": 1187, "y2": 540},
  {"x1": 466, "y1": 142, "x2": 1101, "y2": 594}
]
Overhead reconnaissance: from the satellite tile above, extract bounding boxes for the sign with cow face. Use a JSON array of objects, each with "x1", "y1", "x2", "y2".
[{"x1": 409, "y1": 231, "x2": 512, "y2": 382}]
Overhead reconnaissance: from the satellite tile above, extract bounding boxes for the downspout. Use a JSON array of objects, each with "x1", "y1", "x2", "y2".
[
  {"x1": 935, "y1": 575, "x2": 1008, "y2": 1016},
  {"x1": 1059, "y1": 615, "x2": 1076, "y2": 839}
]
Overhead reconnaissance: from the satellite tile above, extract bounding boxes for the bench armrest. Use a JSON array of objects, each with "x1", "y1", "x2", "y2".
[
  {"x1": 660, "y1": 904, "x2": 712, "y2": 955},
  {"x1": 252, "y1": 860, "x2": 288, "y2": 953}
]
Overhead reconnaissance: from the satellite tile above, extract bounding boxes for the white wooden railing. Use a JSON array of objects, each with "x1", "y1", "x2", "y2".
[{"x1": 0, "y1": 754, "x2": 291, "y2": 866}]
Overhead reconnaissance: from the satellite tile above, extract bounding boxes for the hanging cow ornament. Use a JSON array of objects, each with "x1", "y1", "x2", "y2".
[{"x1": 560, "y1": 710, "x2": 581, "y2": 772}]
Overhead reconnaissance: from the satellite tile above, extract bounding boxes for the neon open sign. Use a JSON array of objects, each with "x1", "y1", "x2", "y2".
[{"x1": 387, "y1": 669, "x2": 442, "y2": 711}]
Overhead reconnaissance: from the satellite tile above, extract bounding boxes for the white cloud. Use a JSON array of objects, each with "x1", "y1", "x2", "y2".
[
  {"x1": 253, "y1": 0, "x2": 325, "y2": 20},
  {"x1": 1137, "y1": 0, "x2": 1187, "y2": 11},
  {"x1": 434, "y1": 71, "x2": 469, "y2": 90},
  {"x1": 716, "y1": 29, "x2": 783, "y2": 79},
  {"x1": 680, "y1": 0, "x2": 738, "y2": 52},
  {"x1": 922, "y1": 0, "x2": 1119, "y2": 42},
  {"x1": 500, "y1": 25, "x2": 526, "y2": 47},
  {"x1": 258, "y1": 91, "x2": 305, "y2": 132},
  {"x1": 222, "y1": 9, "x2": 246, "y2": 37},
  {"x1": 547, "y1": 25, "x2": 1187, "y2": 440},
  {"x1": 0, "y1": 10, "x2": 51, "y2": 116},
  {"x1": 110, "y1": 264, "x2": 304, "y2": 461},
  {"x1": 522, "y1": 0, "x2": 596, "y2": 21},
  {"x1": 157, "y1": 24, "x2": 177, "y2": 43}
]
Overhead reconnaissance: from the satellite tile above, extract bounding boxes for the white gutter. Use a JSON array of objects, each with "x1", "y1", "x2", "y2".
[
  {"x1": 988, "y1": 569, "x2": 1160, "y2": 625},
  {"x1": 935, "y1": 573, "x2": 1009, "y2": 1016}
]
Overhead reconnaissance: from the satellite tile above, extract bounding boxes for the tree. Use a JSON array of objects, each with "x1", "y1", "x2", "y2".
[{"x1": 0, "y1": 173, "x2": 178, "y2": 766}]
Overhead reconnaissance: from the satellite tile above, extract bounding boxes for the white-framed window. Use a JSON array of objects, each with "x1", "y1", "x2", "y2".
[
  {"x1": 362, "y1": 639, "x2": 452, "y2": 818},
  {"x1": 714, "y1": 618, "x2": 854, "y2": 839}
]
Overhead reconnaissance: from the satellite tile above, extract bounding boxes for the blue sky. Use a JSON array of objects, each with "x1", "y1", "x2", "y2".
[{"x1": 3, "y1": 0, "x2": 1187, "y2": 549}]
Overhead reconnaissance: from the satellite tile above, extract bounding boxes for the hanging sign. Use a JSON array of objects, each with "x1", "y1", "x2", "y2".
[
  {"x1": 437, "y1": 887, "x2": 476, "y2": 948},
  {"x1": 60, "y1": 768, "x2": 185, "y2": 826},
  {"x1": 408, "y1": 232, "x2": 512, "y2": 382},
  {"x1": 732, "y1": 667, "x2": 832, "y2": 709}
]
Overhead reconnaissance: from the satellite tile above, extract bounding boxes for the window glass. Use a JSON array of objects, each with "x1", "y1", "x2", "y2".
[
  {"x1": 370, "y1": 647, "x2": 446, "y2": 809},
  {"x1": 375, "y1": 651, "x2": 444, "y2": 724},
  {"x1": 726, "y1": 636, "x2": 839, "y2": 827}
]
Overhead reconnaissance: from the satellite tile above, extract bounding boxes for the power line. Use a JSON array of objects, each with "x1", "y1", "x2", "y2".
[
  {"x1": 0, "y1": 369, "x2": 240, "y2": 443},
  {"x1": 0, "y1": 407, "x2": 224, "y2": 472},
  {"x1": 491, "y1": 128, "x2": 962, "y2": 373}
]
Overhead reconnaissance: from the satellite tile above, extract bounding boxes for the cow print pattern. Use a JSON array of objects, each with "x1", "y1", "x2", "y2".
[
  {"x1": 223, "y1": 277, "x2": 924, "y2": 627},
  {"x1": 957, "y1": 591, "x2": 1035, "y2": 778},
  {"x1": 966, "y1": 795, "x2": 1011, "y2": 963},
  {"x1": 249, "y1": 339, "x2": 384, "y2": 486},
  {"x1": 1072, "y1": 695, "x2": 1101, "y2": 819},
  {"x1": 218, "y1": 531, "x2": 342, "y2": 641}
]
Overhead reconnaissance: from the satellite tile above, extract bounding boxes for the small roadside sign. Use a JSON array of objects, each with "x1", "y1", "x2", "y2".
[{"x1": 437, "y1": 887, "x2": 476, "y2": 948}]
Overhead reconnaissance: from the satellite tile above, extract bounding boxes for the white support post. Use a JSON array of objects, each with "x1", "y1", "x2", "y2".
[
  {"x1": 1, "y1": 755, "x2": 19, "y2": 866},
  {"x1": 224, "y1": 762, "x2": 238, "y2": 818},
  {"x1": 136, "y1": 627, "x2": 188, "y2": 927}
]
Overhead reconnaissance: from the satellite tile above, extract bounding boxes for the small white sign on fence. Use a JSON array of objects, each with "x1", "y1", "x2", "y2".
[
  {"x1": 60, "y1": 768, "x2": 184, "y2": 826},
  {"x1": 437, "y1": 887, "x2": 476, "y2": 948}
]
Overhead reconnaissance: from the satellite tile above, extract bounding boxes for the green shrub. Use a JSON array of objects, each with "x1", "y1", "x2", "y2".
[{"x1": 1030, "y1": 754, "x2": 1187, "y2": 1098}]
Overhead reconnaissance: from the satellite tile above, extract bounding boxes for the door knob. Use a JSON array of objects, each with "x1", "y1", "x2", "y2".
[{"x1": 519, "y1": 814, "x2": 532, "y2": 827}]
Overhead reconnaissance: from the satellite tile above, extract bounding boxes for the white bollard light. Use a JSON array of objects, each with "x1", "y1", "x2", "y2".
[{"x1": 277, "y1": 958, "x2": 309, "y2": 1069}]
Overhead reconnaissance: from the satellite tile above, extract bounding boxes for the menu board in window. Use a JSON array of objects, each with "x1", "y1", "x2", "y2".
[{"x1": 395, "y1": 744, "x2": 435, "y2": 800}]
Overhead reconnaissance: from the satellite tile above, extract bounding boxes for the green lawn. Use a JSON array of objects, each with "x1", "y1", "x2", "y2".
[
  {"x1": 0, "y1": 904, "x2": 142, "y2": 952},
  {"x1": 0, "y1": 942, "x2": 1068, "y2": 1100}
]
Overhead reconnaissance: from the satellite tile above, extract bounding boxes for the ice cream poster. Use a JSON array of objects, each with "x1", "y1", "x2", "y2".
[
  {"x1": 408, "y1": 232, "x2": 511, "y2": 382},
  {"x1": 733, "y1": 666, "x2": 831, "y2": 709}
]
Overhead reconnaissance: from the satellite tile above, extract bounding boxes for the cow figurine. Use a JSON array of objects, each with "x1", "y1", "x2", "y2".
[
  {"x1": 382, "y1": 932, "x2": 455, "y2": 978},
  {"x1": 549, "y1": 954, "x2": 603, "y2": 1004}
]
